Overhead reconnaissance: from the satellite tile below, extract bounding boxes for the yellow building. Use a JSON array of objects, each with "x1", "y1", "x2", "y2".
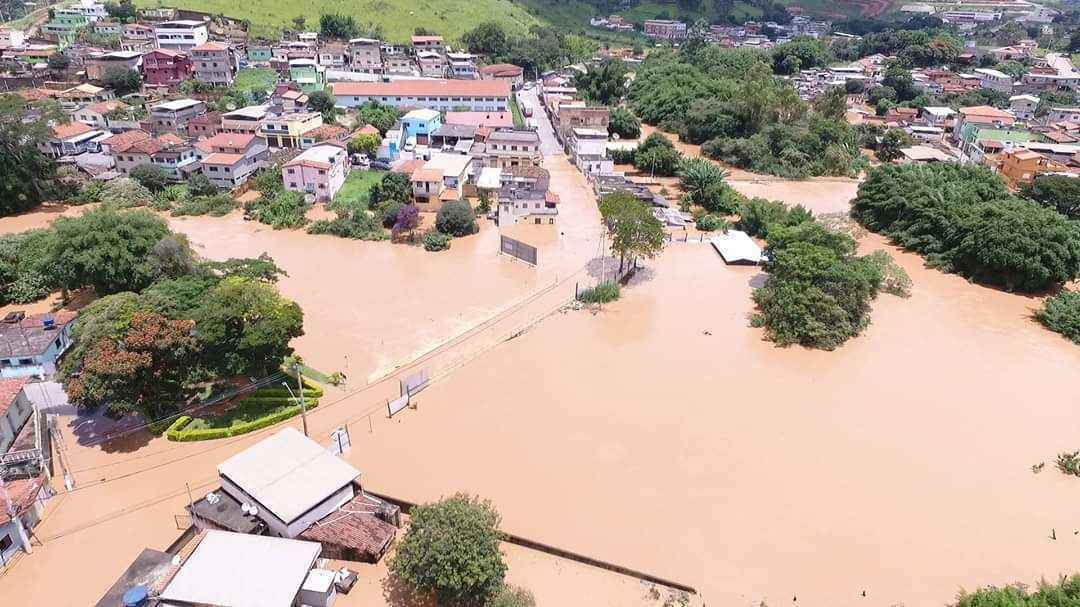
[
  {"x1": 998, "y1": 148, "x2": 1067, "y2": 184},
  {"x1": 258, "y1": 112, "x2": 323, "y2": 148}
]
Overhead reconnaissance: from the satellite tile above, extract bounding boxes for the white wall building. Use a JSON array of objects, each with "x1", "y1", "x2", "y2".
[
  {"x1": 153, "y1": 20, "x2": 208, "y2": 52},
  {"x1": 330, "y1": 79, "x2": 510, "y2": 112}
]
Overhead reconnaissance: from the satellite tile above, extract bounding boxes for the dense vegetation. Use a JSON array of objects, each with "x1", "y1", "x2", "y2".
[
  {"x1": 598, "y1": 191, "x2": 665, "y2": 273},
  {"x1": 852, "y1": 164, "x2": 1080, "y2": 293},
  {"x1": 0, "y1": 95, "x2": 67, "y2": 217},
  {"x1": 628, "y1": 42, "x2": 866, "y2": 179},
  {"x1": 1037, "y1": 290, "x2": 1080, "y2": 345},
  {"x1": 1022, "y1": 175, "x2": 1080, "y2": 221},
  {"x1": 953, "y1": 574, "x2": 1080, "y2": 607},
  {"x1": 459, "y1": 21, "x2": 597, "y2": 74}
]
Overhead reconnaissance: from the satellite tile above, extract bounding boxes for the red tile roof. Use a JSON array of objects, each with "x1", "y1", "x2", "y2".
[
  {"x1": 0, "y1": 476, "x2": 45, "y2": 526},
  {"x1": 191, "y1": 41, "x2": 229, "y2": 52},
  {"x1": 479, "y1": 63, "x2": 523, "y2": 78},
  {"x1": 304, "y1": 124, "x2": 348, "y2": 142},
  {"x1": 201, "y1": 132, "x2": 255, "y2": 150},
  {"x1": 331, "y1": 79, "x2": 510, "y2": 99},
  {"x1": 85, "y1": 99, "x2": 128, "y2": 114},
  {"x1": 52, "y1": 121, "x2": 94, "y2": 139},
  {"x1": 410, "y1": 35, "x2": 443, "y2": 44},
  {"x1": 959, "y1": 105, "x2": 1014, "y2": 119},
  {"x1": 101, "y1": 129, "x2": 151, "y2": 152},
  {"x1": 411, "y1": 168, "x2": 444, "y2": 182},
  {"x1": 202, "y1": 152, "x2": 244, "y2": 166},
  {"x1": 0, "y1": 377, "x2": 29, "y2": 418},
  {"x1": 298, "y1": 492, "x2": 396, "y2": 562}
]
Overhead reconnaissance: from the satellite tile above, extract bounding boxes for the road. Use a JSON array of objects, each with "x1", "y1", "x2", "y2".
[{"x1": 516, "y1": 84, "x2": 562, "y2": 156}]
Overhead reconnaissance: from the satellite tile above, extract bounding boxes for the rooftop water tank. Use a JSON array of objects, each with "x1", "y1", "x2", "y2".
[{"x1": 121, "y1": 585, "x2": 148, "y2": 607}]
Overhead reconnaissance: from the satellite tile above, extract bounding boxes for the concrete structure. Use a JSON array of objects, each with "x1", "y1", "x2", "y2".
[
  {"x1": 497, "y1": 165, "x2": 558, "y2": 225},
  {"x1": 282, "y1": 142, "x2": 349, "y2": 201},
  {"x1": 198, "y1": 132, "x2": 268, "y2": 188},
  {"x1": 445, "y1": 111, "x2": 514, "y2": 129},
  {"x1": 0, "y1": 378, "x2": 32, "y2": 453},
  {"x1": 259, "y1": 111, "x2": 323, "y2": 148},
  {"x1": 186, "y1": 111, "x2": 222, "y2": 138},
  {"x1": 569, "y1": 127, "x2": 612, "y2": 175},
  {"x1": 192, "y1": 41, "x2": 237, "y2": 86},
  {"x1": 148, "y1": 98, "x2": 206, "y2": 134},
  {"x1": 288, "y1": 58, "x2": 324, "y2": 93},
  {"x1": 159, "y1": 531, "x2": 327, "y2": 607},
  {"x1": 220, "y1": 104, "x2": 269, "y2": 135},
  {"x1": 479, "y1": 63, "x2": 524, "y2": 89},
  {"x1": 410, "y1": 35, "x2": 444, "y2": 51},
  {"x1": 153, "y1": 20, "x2": 208, "y2": 52},
  {"x1": 643, "y1": 19, "x2": 687, "y2": 40},
  {"x1": 39, "y1": 122, "x2": 107, "y2": 158},
  {"x1": 330, "y1": 79, "x2": 510, "y2": 112},
  {"x1": 952, "y1": 105, "x2": 1015, "y2": 146},
  {"x1": 483, "y1": 128, "x2": 542, "y2": 169},
  {"x1": 1048, "y1": 107, "x2": 1080, "y2": 123},
  {"x1": 0, "y1": 312, "x2": 76, "y2": 379},
  {"x1": 1009, "y1": 94, "x2": 1039, "y2": 121},
  {"x1": 348, "y1": 37, "x2": 383, "y2": 73},
  {"x1": 84, "y1": 50, "x2": 141, "y2": 80},
  {"x1": 401, "y1": 108, "x2": 442, "y2": 145},
  {"x1": 0, "y1": 476, "x2": 46, "y2": 569},
  {"x1": 554, "y1": 104, "x2": 610, "y2": 149},
  {"x1": 141, "y1": 48, "x2": 191, "y2": 85},
  {"x1": 447, "y1": 52, "x2": 478, "y2": 80},
  {"x1": 116, "y1": 134, "x2": 200, "y2": 180},
  {"x1": 317, "y1": 43, "x2": 348, "y2": 68},
  {"x1": 998, "y1": 148, "x2": 1065, "y2": 183},
  {"x1": 974, "y1": 68, "x2": 1014, "y2": 94}
]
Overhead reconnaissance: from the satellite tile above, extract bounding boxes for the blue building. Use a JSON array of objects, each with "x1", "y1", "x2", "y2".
[{"x1": 401, "y1": 109, "x2": 442, "y2": 145}]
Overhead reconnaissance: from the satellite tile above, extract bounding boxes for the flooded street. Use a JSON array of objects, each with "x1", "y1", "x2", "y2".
[{"x1": 3, "y1": 131, "x2": 1080, "y2": 605}]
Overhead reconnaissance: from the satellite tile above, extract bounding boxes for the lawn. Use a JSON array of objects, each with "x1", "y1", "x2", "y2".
[
  {"x1": 233, "y1": 68, "x2": 279, "y2": 94},
  {"x1": 333, "y1": 169, "x2": 384, "y2": 210},
  {"x1": 510, "y1": 93, "x2": 525, "y2": 128},
  {"x1": 183, "y1": 396, "x2": 302, "y2": 431}
]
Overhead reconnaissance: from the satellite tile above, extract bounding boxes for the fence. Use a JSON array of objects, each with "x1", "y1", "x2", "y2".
[{"x1": 500, "y1": 235, "x2": 538, "y2": 265}]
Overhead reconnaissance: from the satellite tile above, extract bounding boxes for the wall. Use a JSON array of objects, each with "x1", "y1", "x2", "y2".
[{"x1": 219, "y1": 476, "x2": 354, "y2": 538}]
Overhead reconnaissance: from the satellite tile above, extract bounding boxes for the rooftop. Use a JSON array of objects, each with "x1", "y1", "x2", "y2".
[
  {"x1": 202, "y1": 132, "x2": 255, "y2": 149},
  {"x1": 480, "y1": 63, "x2": 523, "y2": 77},
  {"x1": 0, "y1": 377, "x2": 29, "y2": 418},
  {"x1": 424, "y1": 151, "x2": 471, "y2": 175},
  {"x1": 331, "y1": 79, "x2": 510, "y2": 99},
  {"x1": 217, "y1": 427, "x2": 360, "y2": 524},
  {"x1": 52, "y1": 121, "x2": 94, "y2": 139},
  {"x1": 298, "y1": 492, "x2": 397, "y2": 562},
  {"x1": 403, "y1": 108, "x2": 440, "y2": 122},
  {"x1": 93, "y1": 549, "x2": 175, "y2": 607},
  {"x1": 191, "y1": 41, "x2": 229, "y2": 52},
  {"x1": 285, "y1": 143, "x2": 345, "y2": 169},
  {"x1": 222, "y1": 104, "x2": 269, "y2": 120},
  {"x1": 0, "y1": 311, "x2": 77, "y2": 358},
  {"x1": 100, "y1": 129, "x2": 151, "y2": 152},
  {"x1": 201, "y1": 152, "x2": 245, "y2": 166},
  {"x1": 153, "y1": 98, "x2": 203, "y2": 112},
  {"x1": 444, "y1": 111, "x2": 514, "y2": 128},
  {"x1": 160, "y1": 531, "x2": 321, "y2": 607}
]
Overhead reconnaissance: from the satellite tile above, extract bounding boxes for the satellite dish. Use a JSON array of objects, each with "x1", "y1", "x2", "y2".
[
  {"x1": 249, "y1": 506, "x2": 259, "y2": 517},
  {"x1": 171, "y1": 555, "x2": 182, "y2": 566},
  {"x1": 241, "y1": 502, "x2": 251, "y2": 514}
]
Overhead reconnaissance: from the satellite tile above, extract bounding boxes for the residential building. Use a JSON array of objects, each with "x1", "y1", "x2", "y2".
[
  {"x1": 1009, "y1": 94, "x2": 1040, "y2": 121},
  {"x1": 921, "y1": 106, "x2": 957, "y2": 128},
  {"x1": 0, "y1": 474, "x2": 47, "y2": 569},
  {"x1": 482, "y1": 128, "x2": 542, "y2": 169},
  {"x1": 140, "y1": 48, "x2": 192, "y2": 85},
  {"x1": 198, "y1": 132, "x2": 268, "y2": 188},
  {"x1": 383, "y1": 50, "x2": 416, "y2": 76},
  {"x1": 643, "y1": 19, "x2": 687, "y2": 40},
  {"x1": 479, "y1": 63, "x2": 524, "y2": 89},
  {"x1": 554, "y1": 104, "x2": 610, "y2": 148},
  {"x1": 192, "y1": 41, "x2": 237, "y2": 86},
  {"x1": 116, "y1": 133, "x2": 200, "y2": 180},
  {"x1": 186, "y1": 111, "x2": 222, "y2": 138},
  {"x1": 93, "y1": 20, "x2": 122, "y2": 36},
  {"x1": 247, "y1": 44, "x2": 272, "y2": 64},
  {"x1": 974, "y1": 67, "x2": 1014, "y2": 94},
  {"x1": 269, "y1": 84, "x2": 308, "y2": 114},
  {"x1": 221, "y1": 104, "x2": 270, "y2": 135},
  {"x1": 447, "y1": 52, "x2": 478, "y2": 79},
  {"x1": 330, "y1": 79, "x2": 510, "y2": 112},
  {"x1": 401, "y1": 108, "x2": 442, "y2": 145},
  {"x1": 288, "y1": 58, "x2": 324, "y2": 93},
  {"x1": 123, "y1": 22, "x2": 154, "y2": 42},
  {"x1": 410, "y1": 35, "x2": 444, "y2": 52},
  {"x1": 960, "y1": 124, "x2": 1039, "y2": 163},
  {"x1": 148, "y1": 98, "x2": 206, "y2": 134},
  {"x1": 417, "y1": 50, "x2": 448, "y2": 78},
  {"x1": 282, "y1": 142, "x2": 349, "y2": 201},
  {"x1": 953, "y1": 105, "x2": 1015, "y2": 146},
  {"x1": 73, "y1": 99, "x2": 131, "y2": 130},
  {"x1": 317, "y1": 43, "x2": 348, "y2": 68},
  {"x1": 39, "y1": 121, "x2": 107, "y2": 158},
  {"x1": 410, "y1": 152, "x2": 472, "y2": 209},
  {"x1": 898, "y1": 145, "x2": 954, "y2": 164},
  {"x1": 1048, "y1": 107, "x2": 1080, "y2": 123},
  {"x1": 0, "y1": 378, "x2": 32, "y2": 453},
  {"x1": 348, "y1": 37, "x2": 383, "y2": 73},
  {"x1": 41, "y1": 12, "x2": 89, "y2": 46},
  {"x1": 569, "y1": 127, "x2": 612, "y2": 175},
  {"x1": 65, "y1": 0, "x2": 107, "y2": 21},
  {"x1": 0, "y1": 312, "x2": 76, "y2": 378},
  {"x1": 497, "y1": 165, "x2": 558, "y2": 225},
  {"x1": 998, "y1": 148, "x2": 1066, "y2": 183},
  {"x1": 153, "y1": 20, "x2": 209, "y2": 52},
  {"x1": 99, "y1": 128, "x2": 151, "y2": 158},
  {"x1": 84, "y1": 50, "x2": 142, "y2": 80},
  {"x1": 299, "y1": 123, "x2": 350, "y2": 149},
  {"x1": 259, "y1": 111, "x2": 323, "y2": 148},
  {"x1": 444, "y1": 111, "x2": 515, "y2": 129}
]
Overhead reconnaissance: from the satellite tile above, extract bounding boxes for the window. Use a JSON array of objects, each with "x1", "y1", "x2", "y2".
[
  {"x1": 18, "y1": 358, "x2": 33, "y2": 365},
  {"x1": 0, "y1": 535, "x2": 12, "y2": 552},
  {"x1": 289, "y1": 182, "x2": 296, "y2": 188}
]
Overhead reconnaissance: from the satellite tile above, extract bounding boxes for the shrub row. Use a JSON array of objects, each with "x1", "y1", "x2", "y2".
[
  {"x1": 167, "y1": 398, "x2": 321, "y2": 442},
  {"x1": 578, "y1": 281, "x2": 620, "y2": 304}
]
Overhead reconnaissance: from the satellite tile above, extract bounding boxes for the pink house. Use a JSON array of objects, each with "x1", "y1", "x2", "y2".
[{"x1": 282, "y1": 142, "x2": 348, "y2": 202}]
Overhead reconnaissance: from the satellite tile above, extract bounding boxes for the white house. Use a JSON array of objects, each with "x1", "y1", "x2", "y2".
[
  {"x1": 152, "y1": 20, "x2": 208, "y2": 52},
  {"x1": 1009, "y1": 94, "x2": 1040, "y2": 121},
  {"x1": 330, "y1": 79, "x2": 510, "y2": 112},
  {"x1": 974, "y1": 67, "x2": 1014, "y2": 94},
  {"x1": 0, "y1": 312, "x2": 76, "y2": 379},
  {"x1": 0, "y1": 378, "x2": 32, "y2": 454}
]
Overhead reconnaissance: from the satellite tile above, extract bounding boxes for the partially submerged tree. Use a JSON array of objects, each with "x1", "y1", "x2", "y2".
[{"x1": 598, "y1": 192, "x2": 665, "y2": 272}]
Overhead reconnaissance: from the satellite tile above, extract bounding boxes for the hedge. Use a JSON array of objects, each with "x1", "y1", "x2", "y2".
[
  {"x1": 165, "y1": 384, "x2": 321, "y2": 442},
  {"x1": 165, "y1": 416, "x2": 192, "y2": 441}
]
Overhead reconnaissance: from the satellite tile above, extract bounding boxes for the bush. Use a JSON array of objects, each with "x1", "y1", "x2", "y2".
[
  {"x1": 435, "y1": 200, "x2": 478, "y2": 237},
  {"x1": 307, "y1": 208, "x2": 387, "y2": 240},
  {"x1": 376, "y1": 200, "x2": 404, "y2": 228},
  {"x1": 609, "y1": 147, "x2": 636, "y2": 164},
  {"x1": 171, "y1": 194, "x2": 237, "y2": 217},
  {"x1": 100, "y1": 177, "x2": 153, "y2": 208},
  {"x1": 165, "y1": 416, "x2": 192, "y2": 440},
  {"x1": 488, "y1": 585, "x2": 536, "y2": 607},
  {"x1": 608, "y1": 107, "x2": 641, "y2": 139},
  {"x1": 736, "y1": 198, "x2": 812, "y2": 238},
  {"x1": 423, "y1": 230, "x2": 451, "y2": 251},
  {"x1": 130, "y1": 164, "x2": 172, "y2": 193},
  {"x1": 954, "y1": 574, "x2": 1080, "y2": 606},
  {"x1": 1022, "y1": 174, "x2": 1080, "y2": 220},
  {"x1": 390, "y1": 494, "x2": 506, "y2": 605},
  {"x1": 1036, "y1": 289, "x2": 1080, "y2": 344},
  {"x1": 250, "y1": 190, "x2": 308, "y2": 229},
  {"x1": 166, "y1": 388, "x2": 321, "y2": 441},
  {"x1": 577, "y1": 281, "x2": 620, "y2": 303},
  {"x1": 864, "y1": 250, "x2": 912, "y2": 298},
  {"x1": 696, "y1": 214, "x2": 730, "y2": 232},
  {"x1": 1057, "y1": 451, "x2": 1080, "y2": 476}
]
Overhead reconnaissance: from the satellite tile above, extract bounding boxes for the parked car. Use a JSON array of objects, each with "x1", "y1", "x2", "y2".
[
  {"x1": 370, "y1": 160, "x2": 391, "y2": 170},
  {"x1": 350, "y1": 153, "x2": 370, "y2": 168}
]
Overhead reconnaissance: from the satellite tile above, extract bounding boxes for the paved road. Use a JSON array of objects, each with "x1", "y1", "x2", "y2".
[{"x1": 516, "y1": 85, "x2": 562, "y2": 156}]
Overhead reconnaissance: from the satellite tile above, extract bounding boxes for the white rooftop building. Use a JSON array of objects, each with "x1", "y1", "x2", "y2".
[
  {"x1": 159, "y1": 531, "x2": 326, "y2": 607},
  {"x1": 711, "y1": 230, "x2": 763, "y2": 265}
]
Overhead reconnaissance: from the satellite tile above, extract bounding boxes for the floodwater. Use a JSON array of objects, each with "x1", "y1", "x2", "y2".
[{"x1": 3, "y1": 147, "x2": 1079, "y2": 605}]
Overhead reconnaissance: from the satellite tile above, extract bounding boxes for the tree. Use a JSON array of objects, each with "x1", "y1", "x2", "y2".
[
  {"x1": 307, "y1": 90, "x2": 337, "y2": 122},
  {"x1": 250, "y1": 190, "x2": 308, "y2": 229},
  {"x1": 1022, "y1": 175, "x2": 1080, "y2": 220},
  {"x1": 130, "y1": 164, "x2": 172, "y2": 192},
  {"x1": 291, "y1": 15, "x2": 306, "y2": 30},
  {"x1": 844, "y1": 79, "x2": 866, "y2": 94},
  {"x1": 104, "y1": 0, "x2": 135, "y2": 22},
  {"x1": 598, "y1": 192, "x2": 665, "y2": 272},
  {"x1": 436, "y1": 200, "x2": 478, "y2": 237},
  {"x1": 391, "y1": 203, "x2": 419, "y2": 238},
  {"x1": 635, "y1": 145, "x2": 682, "y2": 176},
  {"x1": 191, "y1": 277, "x2": 304, "y2": 376},
  {"x1": 0, "y1": 94, "x2": 63, "y2": 216},
  {"x1": 814, "y1": 86, "x2": 847, "y2": 121},
  {"x1": 48, "y1": 207, "x2": 177, "y2": 295},
  {"x1": 358, "y1": 102, "x2": 398, "y2": 135},
  {"x1": 608, "y1": 107, "x2": 641, "y2": 139},
  {"x1": 573, "y1": 59, "x2": 628, "y2": 106},
  {"x1": 390, "y1": 494, "x2": 506, "y2": 605},
  {"x1": 47, "y1": 53, "x2": 71, "y2": 71},
  {"x1": 65, "y1": 310, "x2": 198, "y2": 417},
  {"x1": 772, "y1": 37, "x2": 832, "y2": 74},
  {"x1": 461, "y1": 22, "x2": 510, "y2": 56},
  {"x1": 1036, "y1": 289, "x2": 1080, "y2": 345},
  {"x1": 319, "y1": 13, "x2": 360, "y2": 39},
  {"x1": 187, "y1": 173, "x2": 217, "y2": 197},
  {"x1": 347, "y1": 133, "x2": 379, "y2": 157},
  {"x1": 876, "y1": 128, "x2": 911, "y2": 163},
  {"x1": 0, "y1": 230, "x2": 58, "y2": 305},
  {"x1": 678, "y1": 157, "x2": 729, "y2": 207},
  {"x1": 369, "y1": 171, "x2": 411, "y2": 207},
  {"x1": 488, "y1": 586, "x2": 536, "y2": 607},
  {"x1": 100, "y1": 66, "x2": 141, "y2": 95}
]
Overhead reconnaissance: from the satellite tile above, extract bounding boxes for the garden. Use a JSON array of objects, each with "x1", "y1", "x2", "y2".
[{"x1": 165, "y1": 375, "x2": 324, "y2": 441}]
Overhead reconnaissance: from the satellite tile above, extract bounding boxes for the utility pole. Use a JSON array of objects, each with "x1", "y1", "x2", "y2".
[{"x1": 295, "y1": 366, "x2": 309, "y2": 437}]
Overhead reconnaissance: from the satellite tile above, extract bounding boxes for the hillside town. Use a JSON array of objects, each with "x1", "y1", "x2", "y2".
[{"x1": 2, "y1": 0, "x2": 1080, "y2": 605}]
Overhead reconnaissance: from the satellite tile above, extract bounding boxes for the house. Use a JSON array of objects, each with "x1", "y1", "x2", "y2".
[
  {"x1": 1048, "y1": 107, "x2": 1080, "y2": 123},
  {"x1": 569, "y1": 127, "x2": 612, "y2": 175},
  {"x1": 317, "y1": 42, "x2": 348, "y2": 68},
  {"x1": 1009, "y1": 94, "x2": 1040, "y2": 121},
  {"x1": 401, "y1": 108, "x2": 442, "y2": 145},
  {"x1": 259, "y1": 111, "x2": 323, "y2": 148},
  {"x1": 99, "y1": 128, "x2": 151, "y2": 158},
  {"x1": 0, "y1": 378, "x2": 32, "y2": 454},
  {"x1": 883, "y1": 106, "x2": 919, "y2": 126},
  {"x1": 186, "y1": 111, "x2": 222, "y2": 138},
  {"x1": 282, "y1": 142, "x2": 349, "y2": 201},
  {"x1": 554, "y1": 104, "x2": 610, "y2": 148},
  {"x1": 288, "y1": 58, "x2": 324, "y2": 93},
  {"x1": 39, "y1": 121, "x2": 107, "y2": 158},
  {"x1": 141, "y1": 48, "x2": 191, "y2": 85},
  {"x1": 0, "y1": 312, "x2": 76, "y2": 378},
  {"x1": 192, "y1": 41, "x2": 237, "y2": 86},
  {"x1": 148, "y1": 98, "x2": 206, "y2": 134},
  {"x1": 270, "y1": 84, "x2": 309, "y2": 113},
  {"x1": 153, "y1": 20, "x2": 209, "y2": 52},
  {"x1": 330, "y1": 79, "x2": 510, "y2": 112},
  {"x1": 444, "y1": 111, "x2": 515, "y2": 129},
  {"x1": 343, "y1": 37, "x2": 379, "y2": 73},
  {"x1": 93, "y1": 20, "x2": 122, "y2": 36},
  {"x1": 482, "y1": 128, "x2": 542, "y2": 169},
  {"x1": 198, "y1": 132, "x2": 268, "y2": 188},
  {"x1": 953, "y1": 105, "x2": 1015, "y2": 147},
  {"x1": 116, "y1": 134, "x2": 200, "y2": 180},
  {"x1": 158, "y1": 531, "x2": 333, "y2": 607},
  {"x1": 410, "y1": 35, "x2": 444, "y2": 52},
  {"x1": 479, "y1": 63, "x2": 524, "y2": 89},
  {"x1": 200, "y1": 427, "x2": 396, "y2": 562},
  {"x1": 416, "y1": 50, "x2": 448, "y2": 78},
  {"x1": 84, "y1": 50, "x2": 142, "y2": 80},
  {"x1": 410, "y1": 152, "x2": 471, "y2": 209},
  {"x1": 123, "y1": 22, "x2": 154, "y2": 42},
  {"x1": 497, "y1": 165, "x2": 558, "y2": 225},
  {"x1": 898, "y1": 145, "x2": 954, "y2": 164},
  {"x1": 41, "y1": 12, "x2": 89, "y2": 46},
  {"x1": 920, "y1": 106, "x2": 957, "y2": 128},
  {"x1": 998, "y1": 148, "x2": 1065, "y2": 183},
  {"x1": 382, "y1": 49, "x2": 416, "y2": 76},
  {"x1": 247, "y1": 44, "x2": 272, "y2": 64},
  {"x1": 221, "y1": 104, "x2": 270, "y2": 135},
  {"x1": 643, "y1": 19, "x2": 687, "y2": 40},
  {"x1": 0, "y1": 474, "x2": 47, "y2": 569},
  {"x1": 73, "y1": 99, "x2": 134, "y2": 130},
  {"x1": 974, "y1": 68, "x2": 1014, "y2": 94},
  {"x1": 55, "y1": 83, "x2": 113, "y2": 107},
  {"x1": 963, "y1": 125, "x2": 1039, "y2": 163},
  {"x1": 446, "y1": 51, "x2": 477, "y2": 80}
]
